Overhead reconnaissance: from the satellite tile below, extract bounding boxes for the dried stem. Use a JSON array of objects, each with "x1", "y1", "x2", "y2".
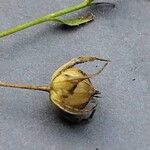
[{"x1": 0, "y1": 81, "x2": 50, "y2": 92}]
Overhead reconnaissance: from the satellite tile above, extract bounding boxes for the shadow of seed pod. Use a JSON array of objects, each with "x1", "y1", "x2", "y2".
[{"x1": 0, "y1": 56, "x2": 110, "y2": 123}]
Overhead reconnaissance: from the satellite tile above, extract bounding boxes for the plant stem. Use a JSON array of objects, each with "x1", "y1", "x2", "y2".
[
  {"x1": 0, "y1": 0, "x2": 93, "y2": 38},
  {"x1": 0, "y1": 81, "x2": 50, "y2": 92}
]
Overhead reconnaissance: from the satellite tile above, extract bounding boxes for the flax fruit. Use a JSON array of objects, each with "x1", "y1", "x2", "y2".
[{"x1": 0, "y1": 56, "x2": 110, "y2": 122}]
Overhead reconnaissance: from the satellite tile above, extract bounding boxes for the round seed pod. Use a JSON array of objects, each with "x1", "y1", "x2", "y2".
[
  {"x1": 49, "y1": 56, "x2": 109, "y2": 122},
  {"x1": 0, "y1": 56, "x2": 110, "y2": 122}
]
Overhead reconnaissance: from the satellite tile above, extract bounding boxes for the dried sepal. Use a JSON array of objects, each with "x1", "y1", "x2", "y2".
[{"x1": 51, "y1": 56, "x2": 110, "y2": 80}]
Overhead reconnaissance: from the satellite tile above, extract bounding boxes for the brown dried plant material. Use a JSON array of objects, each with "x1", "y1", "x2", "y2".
[{"x1": 0, "y1": 56, "x2": 110, "y2": 122}]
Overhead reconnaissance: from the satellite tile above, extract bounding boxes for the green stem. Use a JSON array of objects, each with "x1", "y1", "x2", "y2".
[{"x1": 0, "y1": 0, "x2": 93, "y2": 38}]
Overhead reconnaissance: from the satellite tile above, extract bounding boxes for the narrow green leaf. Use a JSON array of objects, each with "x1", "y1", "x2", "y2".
[
  {"x1": 52, "y1": 13, "x2": 94, "y2": 26},
  {"x1": 85, "y1": 0, "x2": 94, "y2": 5}
]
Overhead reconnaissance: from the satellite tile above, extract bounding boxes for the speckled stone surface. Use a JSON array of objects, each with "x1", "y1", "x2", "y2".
[{"x1": 0, "y1": 0, "x2": 150, "y2": 149}]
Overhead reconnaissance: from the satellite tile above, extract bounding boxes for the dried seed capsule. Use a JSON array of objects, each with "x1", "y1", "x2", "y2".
[
  {"x1": 50, "y1": 67, "x2": 95, "y2": 109},
  {"x1": 0, "y1": 56, "x2": 110, "y2": 122},
  {"x1": 49, "y1": 56, "x2": 109, "y2": 121}
]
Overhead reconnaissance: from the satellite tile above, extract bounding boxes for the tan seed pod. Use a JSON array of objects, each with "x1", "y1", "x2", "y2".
[{"x1": 0, "y1": 56, "x2": 110, "y2": 122}]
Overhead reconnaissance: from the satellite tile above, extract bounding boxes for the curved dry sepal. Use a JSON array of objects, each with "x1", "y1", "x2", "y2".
[
  {"x1": 51, "y1": 13, "x2": 94, "y2": 26},
  {"x1": 54, "y1": 61, "x2": 109, "y2": 86},
  {"x1": 52, "y1": 97, "x2": 97, "y2": 116},
  {"x1": 57, "y1": 99, "x2": 97, "y2": 122},
  {"x1": 51, "y1": 56, "x2": 110, "y2": 81}
]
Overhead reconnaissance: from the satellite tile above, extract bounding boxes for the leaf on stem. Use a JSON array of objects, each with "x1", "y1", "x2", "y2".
[
  {"x1": 84, "y1": 0, "x2": 94, "y2": 5},
  {"x1": 52, "y1": 13, "x2": 94, "y2": 26}
]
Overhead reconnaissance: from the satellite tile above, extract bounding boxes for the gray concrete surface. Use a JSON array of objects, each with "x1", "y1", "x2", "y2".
[{"x1": 0, "y1": 0, "x2": 150, "y2": 149}]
